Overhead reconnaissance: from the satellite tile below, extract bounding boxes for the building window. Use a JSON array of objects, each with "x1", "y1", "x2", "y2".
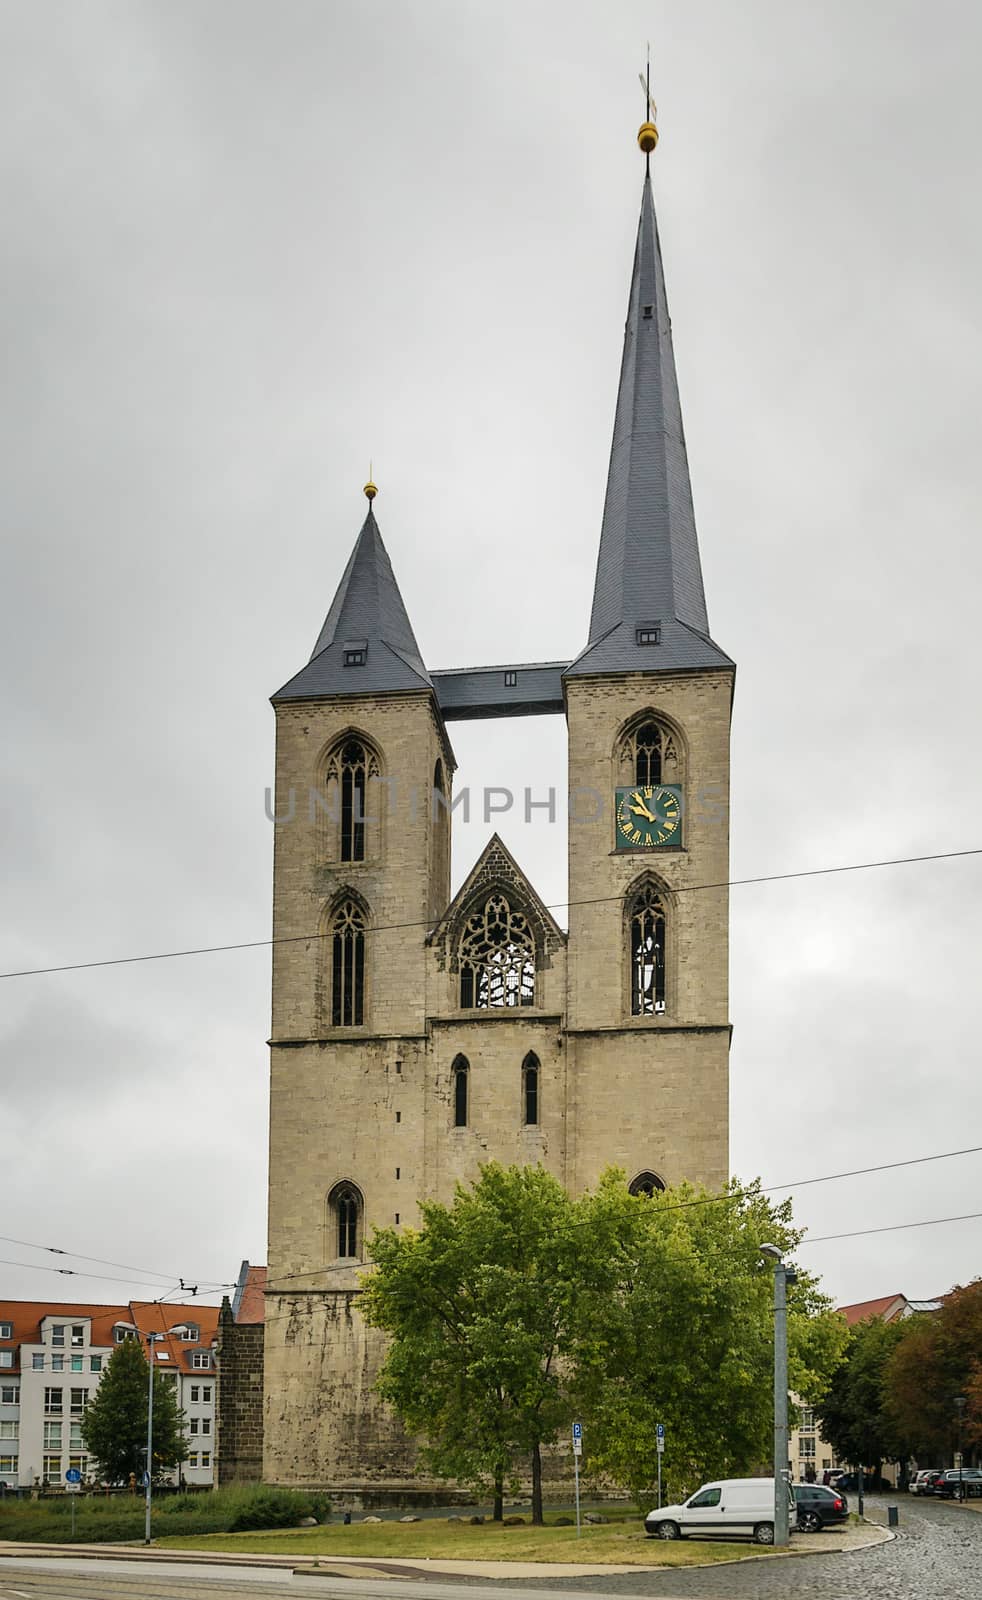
[
  {"x1": 43, "y1": 1422, "x2": 62, "y2": 1449},
  {"x1": 202, "y1": 1385, "x2": 212, "y2": 1403},
  {"x1": 0, "y1": 1421, "x2": 18, "y2": 1440},
  {"x1": 329, "y1": 1182, "x2": 362, "y2": 1259},
  {"x1": 635, "y1": 624, "x2": 661, "y2": 647},
  {"x1": 0, "y1": 1322, "x2": 12, "y2": 1339},
  {"x1": 90, "y1": 1356, "x2": 102, "y2": 1373},
  {"x1": 331, "y1": 897, "x2": 366, "y2": 1026},
  {"x1": 504, "y1": 670, "x2": 518, "y2": 687},
  {"x1": 799, "y1": 1435, "x2": 816, "y2": 1458},
  {"x1": 70, "y1": 1326, "x2": 84, "y2": 1348},
  {"x1": 0, "y1": 1352, "x2": 12, "y2": 1368},
  {"x1": 69, "y1": 1423, "x2": 83, "y2": 1449},
  {"x1": 630, "y1": 882, "x2": 667, "y2": 1015},
  {"x1": 201, "y1": 1418, "x2": 211, "y2": 1436},
  {"x1": 187, "y1": 1452, "x2": 199, "y2": 1469},
  {"x1": 69, "y1": 1390, "x2": 87, "y2": 1416},
  {"x1": 43, "y1": 1455, "x2": 60, "y2": 1482},
  {"x1": 201, "y1": 1451, "x2": 211, "y2": 1469},
  {"x1": 522, "y1": 1053, "x2": 540, "y2": 1126},
  {"x1": 44, "y1": 1388, "x2": 63, "y2": 1414},
  {"x1": 0, "y1": 1384, "x2": 18, "y2": 1404},
  {"x1": 629, "y1": 1171, "x2": 666, "y2": 1198},
  {"x1": 51, "y1": 1326, "x2": 65, "y2": 1347},
  {"x1": 32, "y1": 1354, "x2": 44, "y2": 1371},
  {"x1": 190, "y1": 1386, "x2": 199, "y2": 1403},
  {"x1": 114, "y1": 1326, "x2": 137, "y2": 1343},
  {"x1": 0, "y1": 1456, "x2": 15, "y2": 1474},
  {"x1": 459, "y1": 893, "x2": 535, "y2": 1008},
  {"x1": 51, "y1": 1355, "x2": 64, "y2": 1372},
  {"x1": 68, "y1": 1455, "x2": 88, "y2": 1477},
  {"x1": 343, "y1": 645, "x2": 367, "y2": 667},
  {"x1": 618, "y1": 715, "x2": 682, "y2": 787},
  {"x1": 799, "y1": 1408, "x2": 814, "y2": 1432},
  {"x1": 70, "y1": 1356, "x2": 83, "y2": 1372},
  {"x1": 452, "y1": 1055, "x2": 469, "y2": 1127},
  {"x1": 190, "y1": 1352, "x2": 211, "y2": 1370},
  {"x1": 190, "y1": 1417, "x2": 199, "y2": 1435}
]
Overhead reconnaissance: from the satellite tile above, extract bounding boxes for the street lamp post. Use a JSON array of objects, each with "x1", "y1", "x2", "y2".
[
  {"x1": 144, "y1": 1334, "x2": 161, "y2": 1545},
  {"x1": 760, "y1": 1244, "x2": 797, "y2": 1547},
  {"x1": 954, "y1": 1396, "x2": 966, "y2": 1502}
]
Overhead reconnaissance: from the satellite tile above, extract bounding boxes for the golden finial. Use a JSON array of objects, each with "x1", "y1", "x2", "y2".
[
  {"x1": 638, "y1": 54, "x2": 658, "y2": 155},
  {"x1": 364, "y1": 460, "x2": 377, "y2": 502}
]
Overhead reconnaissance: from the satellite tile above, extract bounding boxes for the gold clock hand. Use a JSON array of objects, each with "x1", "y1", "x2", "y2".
[{"x1": 631, "y1": 793, "x2": 657, "y2": 822}]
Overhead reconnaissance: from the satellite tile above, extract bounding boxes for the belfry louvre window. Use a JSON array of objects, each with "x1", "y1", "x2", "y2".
[
  {"x1": 459, "y1": 894, "x2": 535, "y2": 1008},
  {"x1": 452, "y1": 1055, "x2": 469, "y2": 1126},
  {"x1": 629, "y1": 1171, "x2": 666, "y2": 1197},
  {"x1": 331, "y1": 899, "x2": 366, "y2": 1025},
  {"x1": 634, "y1": 721, "x2": 663, "y2": 785},
  {"x1": 522, "y1": 1053, "x2": 540, "y2": 1126},
  {"x1": 630, "y1": 883, "x2": 666, "y2": 1015}
]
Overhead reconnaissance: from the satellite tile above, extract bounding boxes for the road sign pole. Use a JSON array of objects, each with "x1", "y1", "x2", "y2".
[
  {"x1": 656, "y1": 1423, "x2": 665, "y2": 1509},
  {"x1": 144, "y1": 1334, "x2": 155, "y2": 1545},
  {"x1": 572, "y1": 1423, "x2": 583, "y2": 1537},
  {"x1": 71, "y1": 1491, "x2": 75, "y2": 1541}
]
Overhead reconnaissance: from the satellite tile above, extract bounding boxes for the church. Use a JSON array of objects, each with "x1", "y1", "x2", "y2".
[{"x1": 261, "y1": 114, "x2": 734, "y2": 1492}]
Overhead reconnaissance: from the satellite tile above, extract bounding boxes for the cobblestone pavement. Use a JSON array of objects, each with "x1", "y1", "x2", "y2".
[{"x1": 478, "y1": 1495, "x2": 982, "y2": 1600}]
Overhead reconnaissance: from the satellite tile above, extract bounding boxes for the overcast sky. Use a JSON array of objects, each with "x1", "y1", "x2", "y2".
[{"x1": 2, "y1": 0, "x2": 981, "y2": 1316}]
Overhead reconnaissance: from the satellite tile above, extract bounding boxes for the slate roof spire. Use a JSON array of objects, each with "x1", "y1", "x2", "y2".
[
  {"x1": 566, "y1": 170, "x2": 732, "y2": 678},
  {"x1": 273, "y1": 501, "x2": 433, "y2": 700}
]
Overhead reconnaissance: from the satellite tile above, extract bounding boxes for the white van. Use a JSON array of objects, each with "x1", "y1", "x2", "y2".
[{"x1": 644, "y1": 1477, "x2": 795, "y2": 1545}]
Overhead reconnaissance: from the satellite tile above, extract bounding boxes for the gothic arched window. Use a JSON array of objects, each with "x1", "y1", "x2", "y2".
[
  {"x1": 522, "y1": 1052, "x2": 540, "y2": 1126},
  {"x1": 630, "y1": 882, "x2": 666, "y2": 1016},
  {"x1": 321, "y1": 736, "x2": 382, "y2": 862},
  {"x1": 617, "y1": 715, "x2": 682, "y2": 787},
  {"x1": 331, "y1": 898, "x2": 366, "y2": 1026},
  {"x1": 459, "y1": 893, "x2": 536, "y2": 1009},
  {"x1": 329, "y1": 1182, "x2": 363, "y2": 1258},
  {"x1": 452, "y1": 1055, "x2": 469, "y2": 1127},
  {"x1": 629, "y1": 1171, "x2": 666, "y2": 1198}
]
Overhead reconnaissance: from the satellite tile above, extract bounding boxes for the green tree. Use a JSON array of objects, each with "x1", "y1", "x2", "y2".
[
  {"x1": 81, "y1": 1338, "x2": 187, "y2": 1485},
  {"x1": 884, "y1": 1281, "x2": 982, "y2": 1463},
  {"x1": 362, "y1": 1163, "x2": 585, "y2": 1522},
  {"x1": 570, "y1": 1174, "x2": 846, "y2": 1505},
  {"x1": 816, "y1": 1316, "x2": 908, "y2": 1480}
]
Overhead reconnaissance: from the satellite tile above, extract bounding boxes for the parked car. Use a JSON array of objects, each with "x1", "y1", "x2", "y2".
[
  {"x1": 644, "y1": 1478, "x2": 795, "y2": 1545},
  {"x1": 930, "y1": 1468, "x2": 982, "y2": 1500},
  {"x1": 909, "y1": 1469, "x2": 941, "y2": 1494},
  {"x1": 793, "y1": 1483, "x2": 850, "y2": 1531}
]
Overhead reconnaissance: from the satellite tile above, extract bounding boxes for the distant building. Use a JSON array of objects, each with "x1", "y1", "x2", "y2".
[
  {"x1": 214, "y1": 1262, "x2": 266, "y2": 1485},
  {"x1": 0, "y1": 1299, "x2": 220, "y2": 1489}
]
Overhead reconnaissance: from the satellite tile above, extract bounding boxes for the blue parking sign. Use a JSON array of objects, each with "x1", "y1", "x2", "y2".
[
  {"x1": 65, "y1": 1468, "x2": 81, "y2": 1484},
  {"x1": 572, "y1": 1422, "x2": 582, "y2": 1439}
]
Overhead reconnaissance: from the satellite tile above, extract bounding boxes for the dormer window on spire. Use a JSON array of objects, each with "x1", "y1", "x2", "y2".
[{"x1": 344, "y1": 640, "x2": 367, "y2": 667}]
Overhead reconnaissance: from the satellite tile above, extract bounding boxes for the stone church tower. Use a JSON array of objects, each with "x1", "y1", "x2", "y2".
[{"x1": 262, "y1": 135, "x2": 734, "y2": 1491}]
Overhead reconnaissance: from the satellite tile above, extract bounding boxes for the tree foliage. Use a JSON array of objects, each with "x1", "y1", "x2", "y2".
[
  {"x1": 363, "y1": 1163, "x2": 845, "y2": 1512},
  {"x1": 570, "y1": 1174, "x2": 845, "y2": 1504},
  {"x1": 80, "y1": 1338, "x2": 187, "y2": 1484},
  {"x1": 883, "y1": 1281, "x2": 982, "y2": 1461},
  {"x1": 816, "y1": 1316, "x2": 908, "y2": 1471}
]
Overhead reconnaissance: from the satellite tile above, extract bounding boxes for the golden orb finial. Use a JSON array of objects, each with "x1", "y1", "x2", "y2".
[
  {"x1": 638, "y1": 121, "x2": 658, "y2": 154},
  {"x1": 364, "y1": 461, "x2": 377, "y2": 502}
]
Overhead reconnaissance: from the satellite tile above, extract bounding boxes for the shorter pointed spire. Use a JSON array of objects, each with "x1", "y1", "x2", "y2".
[{"x1": 273, "y1": 506, "x2": 432, "y2": 701}]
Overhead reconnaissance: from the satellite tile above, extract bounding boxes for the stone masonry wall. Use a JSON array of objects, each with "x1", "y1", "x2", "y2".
[{"x1": 215, "y1": 1303, "x2": 265, "y2": 1485}]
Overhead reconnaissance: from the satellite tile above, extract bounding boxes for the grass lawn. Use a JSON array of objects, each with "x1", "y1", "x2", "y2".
[{"x1": 157, "y1": 1518, "x2": 787, "y2": 1567}]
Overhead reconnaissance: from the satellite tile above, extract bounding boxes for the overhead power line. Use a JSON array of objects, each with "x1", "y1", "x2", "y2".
[
  {"x1": 799, "y1": 1211, "x2": 982, "y2": 1246},
  {"x1": 0, "y1": 1235, "x2": 186, "y2": 1288},
  {"x1": 2, "y1": 844, "x2": 981, "y2": 981}
]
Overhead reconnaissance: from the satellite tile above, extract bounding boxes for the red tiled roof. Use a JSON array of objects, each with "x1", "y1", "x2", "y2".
[
  {"x1": 0, "y1": 1298, "x2": 221, "y2": 1373},
  {"x1": 235, "y1": 1267, "x2": 267, "y2": 1325},
  {"x1": 839, "y1": 1294, "x2": 908, "y2": 1326}
]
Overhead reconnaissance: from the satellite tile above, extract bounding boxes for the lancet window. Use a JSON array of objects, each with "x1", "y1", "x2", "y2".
[
  {"x1": 452, "y1": 1055, "x2": 469, "y2": 1127},
  {"x1": 323, "y1": 738, "x2": 381, "y2": 862},
  {"x1": 331, "y1": 898, "x2": 366, "y2": 1026},
  {"x1": 629, "y1": 882, "x2": 667, "y2": 1016},
  {"x1": 329, "y1": 1182, "x2": 362, "y2": 1258},
  {"x1": 459, "y1": 893, "x2": 536, "y2": 1009},
  {"x1": 522, "y1": 1053, "x2": 540, "y2": 1126}
]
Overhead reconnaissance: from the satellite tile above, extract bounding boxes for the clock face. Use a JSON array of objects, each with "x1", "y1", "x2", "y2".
[{"x1": 615, "y1": 784, "x2": 683, "y2": 850}]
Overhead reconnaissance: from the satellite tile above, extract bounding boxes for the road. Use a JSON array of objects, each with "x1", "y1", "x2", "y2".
[{"x1": 1, "y1": 1496, "x2": 979, "y2": 1600}]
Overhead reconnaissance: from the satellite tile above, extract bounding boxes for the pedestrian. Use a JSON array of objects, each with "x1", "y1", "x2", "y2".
[{"x1": 805, "y1": 1463, "x2": 816, "y2": 1484}]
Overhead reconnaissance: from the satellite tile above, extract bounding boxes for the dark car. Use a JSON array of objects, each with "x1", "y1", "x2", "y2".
[
  {"x1": 931, "y1": 1468, "x2": 982, "y2": 1500},
  {"x1": 793, "y1": 1483, "x2": 850, "y2": 1532}
]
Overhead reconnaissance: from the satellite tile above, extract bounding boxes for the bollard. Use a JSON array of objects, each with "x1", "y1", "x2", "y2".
[
  {"x1": 343, "y1": 1511, "x2": 351, "y2": 1525},
  {"x1": 888, "y1": 1505, "x2": 899, "y2": 1527}
]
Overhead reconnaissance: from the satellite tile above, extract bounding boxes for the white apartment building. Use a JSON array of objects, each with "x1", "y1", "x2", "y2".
[{"x1": 0, "y1": 1299, "x2": 220, "y2": 1490}]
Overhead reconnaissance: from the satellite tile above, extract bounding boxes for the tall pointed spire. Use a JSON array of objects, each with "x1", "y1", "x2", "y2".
[
  {"x1": 566, "y1": 169, "x2": 732, "y2": 678},
  {"x1": 273, "y1": 501, "x2": 432, "y2": 700}
]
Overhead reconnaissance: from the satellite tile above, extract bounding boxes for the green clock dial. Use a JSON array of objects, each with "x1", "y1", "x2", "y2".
[{"x1": 615, "y1": 784, "x2": 683, "y2": 850}]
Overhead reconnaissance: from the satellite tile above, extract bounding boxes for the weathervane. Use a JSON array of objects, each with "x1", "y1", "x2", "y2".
[{"x1": 637, "y1": 45, "x2": 658, "y2": 165}]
